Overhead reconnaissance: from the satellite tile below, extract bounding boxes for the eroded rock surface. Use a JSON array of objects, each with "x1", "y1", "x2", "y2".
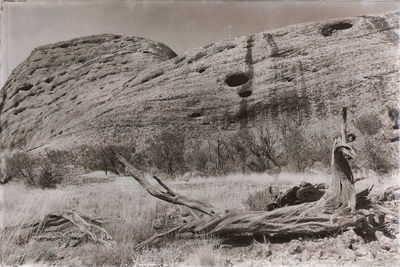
[{"x1": 0, "y1": 12, "x2": 399, "y2": 152}]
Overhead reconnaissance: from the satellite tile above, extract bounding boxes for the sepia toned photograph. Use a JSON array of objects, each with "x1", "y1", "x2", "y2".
[{"x1": 0, "y1": 0, "x2": 399, "y2": 266}]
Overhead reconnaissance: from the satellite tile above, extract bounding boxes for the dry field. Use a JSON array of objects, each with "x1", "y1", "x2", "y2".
[{"x1": 1, "y1": 170, "x2": 399, "y2": 266}]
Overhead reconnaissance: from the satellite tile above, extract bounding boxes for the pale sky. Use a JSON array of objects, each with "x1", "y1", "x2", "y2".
[{"x1": 1, "y1": 1, "x2": 398, "y2": 87}]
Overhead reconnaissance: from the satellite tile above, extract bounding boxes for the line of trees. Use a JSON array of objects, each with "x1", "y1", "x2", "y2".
[{"x1": 1, "y1": 112, "x2": 398, "y2": 187}]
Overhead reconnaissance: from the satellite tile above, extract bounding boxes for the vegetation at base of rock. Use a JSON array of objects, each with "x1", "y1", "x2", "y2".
[
  {"x1": 2, "y1": 116, "x2": 398, "y2": 185},
  {"x1": 3, "y1": 151, "x2": 65, "y2": 188}
]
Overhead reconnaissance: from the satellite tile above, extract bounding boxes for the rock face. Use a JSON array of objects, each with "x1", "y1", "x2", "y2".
[{"x1": 0, "y1": 12, "x2": 399, "y2": 153}]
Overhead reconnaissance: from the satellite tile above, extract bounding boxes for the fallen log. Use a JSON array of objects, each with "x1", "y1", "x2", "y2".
[
  {"x1": 115, "y1": 107, "x2": 392, "y2": 249},
  {"x1": 3, "y1": 210, "x2": 115, "y2": 248},
  {"x1": 266, "y1": 182, "x2": 373, "y2": 211}
]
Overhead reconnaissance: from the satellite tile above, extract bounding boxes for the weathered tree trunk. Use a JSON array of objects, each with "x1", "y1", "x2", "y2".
[
  {"x1": 114, "y1": 107, "x2": 389, "y2": 249},
  {"x1": 3, "y1": 211, "x2": 115, "y2": 247}
]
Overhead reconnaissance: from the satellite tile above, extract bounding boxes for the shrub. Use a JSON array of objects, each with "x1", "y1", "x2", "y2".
[
  {"x1": 4, "y1": 151, "x2": 65, "y2": 189},
  {"x1": 281, "y1": 125, "x2": 310, "y2": 172},
  {"x1": 0, "y1": 168, "x2": 12, "y2": 184},
  {"x1": 36, "y1": 164, "x2": 63, "y2": 189},
  {"x1": 4, "y1": 152, "x2": 37, "y2": 185},
  {"x1": 362, "y1": 137, "x2": 397, "y2": 174},
  {"x1": 74, "y1": 144, "x2": 136, "y2": 175},
  {"x1": 185, "y1": 140, "x2": 212, "y2": 174},
  {"x1": 230, "y1": 131, "x2": 250, "y2": 173},
  {"x1": 243, "y1": 186, "x2": 280, "y2": 211},
  {"x1": 307, "y1": 132, "x2": 332, "y2": 168},
  {"x1": 207, "y1": 137, "x2": 233, "y2": 175},
  {"x1": 247, "y1": 126, "x2": 281, "y2": 172},
  {"x1": 213, "y1": 138, "x2": 232, "y2": 175},
  {"x1": 354, "y1": 113, "x2": 383, "y2": 136},
  {"x1": 146, "y1": 129, "x2": 186, "y2": 176}
]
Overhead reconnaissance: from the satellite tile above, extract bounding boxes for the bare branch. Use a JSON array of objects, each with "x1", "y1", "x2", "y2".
[
  {"x1": 114, "y1": 153, "x2": 223, "y2": 216},
  {"x1": 152, "y1": 175, "x2": 176, "y2": 196}
]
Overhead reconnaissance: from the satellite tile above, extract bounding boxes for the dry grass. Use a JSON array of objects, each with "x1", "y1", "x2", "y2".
[{"x1": 1, "y1": 170, "x2": 399, "y2": 266}]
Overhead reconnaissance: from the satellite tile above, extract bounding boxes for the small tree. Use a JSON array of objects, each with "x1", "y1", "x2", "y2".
[
  {"x1": 36, "y1": 161, "x2": 63, "y2": 189},
  {"x1": 281, "y1": 125, "x2": 310, "y2": 172},
  {"x1": 205, "y1": 137, "x2": 233, "y2": 175},
  {"x1": 230, "y1": 131, "x2": 250, "y2": 174},
  {"x1": 76, "y1": 145, "x2": 136, "y2": 175},
  {"x1": 0, "y1": 169, "x2": 12, "y2": 184},
  {"x1": 247, "y1": 125, "x2": 281, "y2": 172},
  {"x1": 185, "y1": 139, "x2": 211, "y2": 174},
  {"x1": 307, "y1": 132, "x2": 332, "y2": 168},
  {"x1": 147, "y1": 129, "x2": 186, "y2": 176},
  {"x1": 4, "y1": 152, "x2": 37, "y2": 186}
]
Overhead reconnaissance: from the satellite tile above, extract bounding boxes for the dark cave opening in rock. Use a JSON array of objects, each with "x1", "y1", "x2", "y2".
[
  {"x1": 188, "y1": 111, "x2": 203, "y2": 118},
  {"x1": 44, "y1": 77, "x2": 54, "y2": 84},
  {"x1": 17, "y1": 83, "x2": 33, "y2": 92},
  {"x1": 225, "y1": 73, "x2": 250, "y2": 87},
  {"x1": 238, "y1": 89, "x2": 252, "y2": 98},
  {"x1": 198, "y1": 67, "x2": 207, "y2": 73},
  {"x1": 321, "y1": 22, "x2": 353, "y2": 37}
]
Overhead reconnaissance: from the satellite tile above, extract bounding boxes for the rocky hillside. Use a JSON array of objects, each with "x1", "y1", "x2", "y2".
[{"x1": 0, "y1": 11, "x2": 399, "y2": 153}]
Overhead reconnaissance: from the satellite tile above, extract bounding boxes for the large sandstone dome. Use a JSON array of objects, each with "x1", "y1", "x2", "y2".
[{"x1": 0, "y1": 11, "x2": 399, "y2": 153}]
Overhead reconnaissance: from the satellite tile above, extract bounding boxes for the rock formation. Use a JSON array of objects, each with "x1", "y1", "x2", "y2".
[{"x1": 0, "y1": 11, "x2": 399, "y2": 153}]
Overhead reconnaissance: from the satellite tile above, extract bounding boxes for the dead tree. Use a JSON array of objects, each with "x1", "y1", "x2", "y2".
[
  {"x1": 113, "y1": 107, "x2": 393, "y2": 249},
  {"x1": 2, "y1": 211, "x2": 115, "y2": 247}
]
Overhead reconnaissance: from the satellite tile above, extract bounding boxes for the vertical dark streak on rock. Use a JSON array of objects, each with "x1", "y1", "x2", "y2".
[
  {"x1": 264, "y1": 33, "x2": 279, "y2": 57},
  {"x1": 239, "y1": 35, "x2": 255, "y2": 130},
  {"x1": 267, "y1": 34, "x2": 280, "y2": 118},
  {"x1": 239, "y1": 99, "x2": 249, "y2": 130},
  {"x1": 298, "y1": 60, "x2": 312, "y2": 119},
  {"x1": 244, "y1": 34, "x2": 254, "y2": 87}
]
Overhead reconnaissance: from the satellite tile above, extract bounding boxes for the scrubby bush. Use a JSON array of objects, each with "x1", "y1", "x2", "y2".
[
  {"x1": 209, "y1": 138, "x2": 233, "y2": 175},
  {"x1": 246, "y1": 126, "x2": 281, "y2": 172},
  {"x1": 4, "y1": 152, "x2": 37, "y2": 185},
  {"x1": 185, "y1": 140, "x2": 212, "y2": 174},
  {"x1": 230, "y1": 131, "x2": 251, "y2": 174},
  {"x1": 243, "y1": 186, "x2": 280, "y2": 211},
  {"x1": 354, "y1": 113, "x2": 383, "y2": 136},
  {"x1": 75, "y1": 144, "x2": 136, "y2": 175},
  {"x1": 0, "y1": 169, "x2": 12, "y2": 184},
  {"x1": 184, "y1": 137, "x2": 237, "y2": 176},
  {"x1": 36, "y1": 167, "x2": 62, "y2": 189},
  {"x1": 281, "y1": 124, "x2": 310, "y2": 172},
  {"x1": 307, "y1": 132, "x2": 332, "y2": 168},
  {"x1": 351, "y1": 112, "x2": 398, "y2": 174},
  {"x1": 3, "y1": 151, "x2": 66, "y2": 188},
  {"x1": 362, "y1": 137, "x2": 398, "y2": 174},
  {"x1": 146, "y1": 129, "x2": 186, "y2": 177}
]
